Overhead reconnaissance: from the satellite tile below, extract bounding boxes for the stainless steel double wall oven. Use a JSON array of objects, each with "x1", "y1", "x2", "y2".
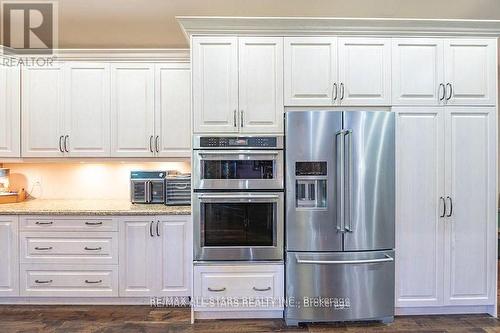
[{"x1": 193, "y1": 135, "x2": 284, "y2": 261}]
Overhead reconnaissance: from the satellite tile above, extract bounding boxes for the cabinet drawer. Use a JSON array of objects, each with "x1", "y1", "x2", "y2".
[
  {"x1": 20, "y1": 216, "x2": 118, "y2": 232},
  {"x1": 194, "y1": 264, "x2": 284, "y2": 308},
  {"x1": 20, "y1": 232, "x2": 118, "y2": 264},
  {"x1": 20, "y1": 264, "x2": 118, "y2": 297}
]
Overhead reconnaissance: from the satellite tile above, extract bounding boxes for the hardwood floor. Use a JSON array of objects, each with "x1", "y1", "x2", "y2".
[{"x1": 0, "y1": 263, "x2": 498, "y2": 332}]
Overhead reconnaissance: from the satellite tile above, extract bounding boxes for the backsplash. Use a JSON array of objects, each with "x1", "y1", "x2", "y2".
[{"x1": 2, "y1": 162, "x2": 191, "y2": 200}]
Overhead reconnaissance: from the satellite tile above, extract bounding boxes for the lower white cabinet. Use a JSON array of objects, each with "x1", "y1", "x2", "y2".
[
  {"x1": 119, "y1": 215, "x2": 192, "y2": 297},
  {"x1": 0, "y1": 216, "x2": 19, "y2": 297}
]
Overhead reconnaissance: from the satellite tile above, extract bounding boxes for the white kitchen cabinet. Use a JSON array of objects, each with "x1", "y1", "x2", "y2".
[
  {"x1": 64, "y1": 63, "x2": 111, "y2": 157},
  {"x1": 155, "y1": 63, "x2": 191, "y2": 157},
  {"x1": 192, "y1": 36, "x2": 239, "y2": 133},
  {"x1": 111, "y1": 64, "x2": 155, "y2": 157},
  {"x1": 157, "y1": 216, "x2": 192, "y2": 296},
  {"x1": 338, "y1": 38, "x2": 391, "y2": 105},
  {"x1": 392, "y1": 39, "x2": 445, "y2": 105},
  {"x1": 395, "y1": 107, "x2": 445, "y2": 307},
  {"x1": 22, "y1": 64, "x2": 65, "y2": 157},
  {"x1": 443, "y1": 107, "x2": 496, "y2": 305},
  {"x1": 444, "y1": 39, "x2": 497, "y2": 106},
  {"x1": 0, "y1": 61, "x2": 20, "y2": 158},
  {"x1": 119, "y1": 215, "x2": 192, "y2": 297},
  {"x1": 0, "y1": 216, "x2": 19, "y2": 296},
  {"x1": 239, "y1": 37, "x2": 284, "y2": 133},
  {"x1": 284, "y1": 37, "x2": 338, "y2": 106}
]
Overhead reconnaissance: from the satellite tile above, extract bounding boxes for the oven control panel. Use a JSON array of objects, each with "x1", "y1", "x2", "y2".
[{"x1": 199, "y1": 137, "x2": 279, "y2": 148}]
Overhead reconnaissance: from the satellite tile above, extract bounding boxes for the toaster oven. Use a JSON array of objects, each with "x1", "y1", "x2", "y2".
[{"x1": 130, "y1": 171, "x2": 166, "y2": 204}]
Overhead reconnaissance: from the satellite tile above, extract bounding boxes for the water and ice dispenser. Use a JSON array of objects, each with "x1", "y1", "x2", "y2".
[{"x1": 295, "y1": 162, "x2": 327, "y2": 209}]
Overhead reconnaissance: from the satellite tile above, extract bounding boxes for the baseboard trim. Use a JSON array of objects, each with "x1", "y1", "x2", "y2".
[
  {"x1": 194, "y1": 310, "x2": 284, "y2": 320},
  {"x1": 396, "y1": 305, "x2": 496, "y2": 317},
  {"x1": 0, "y1": 297, "x2": 156, "y2": 305}
]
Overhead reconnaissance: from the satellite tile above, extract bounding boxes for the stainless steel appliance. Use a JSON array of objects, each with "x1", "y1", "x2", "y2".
[
  {"x1": 193, "y1": 135, "x2": 284, "y2": 261},
  {"x1": 165, "y1": 173, "x2": 191, "y2": 206},
  {"x1": 285, "y1": 111, "x2": 395, "y2": 325},
  {"x1": 130, "y1": 171, "x2": 166, "y2": 204}
]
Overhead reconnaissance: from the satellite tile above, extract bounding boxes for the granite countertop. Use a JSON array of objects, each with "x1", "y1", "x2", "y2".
[{"x1": 0, "y1": 199, "x2": 191, "y2": 216}]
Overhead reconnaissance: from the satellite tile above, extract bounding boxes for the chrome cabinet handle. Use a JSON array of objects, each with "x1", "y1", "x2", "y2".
[
  {"x1": 35, "y1": 279, "x2": 53, "y2": 284},
  {"x1": 438, "y1": 83, "x2": 446, "y2": 101},
  {"x1": 208, "y1": 287, "x2": 226, "y2": 292},
  {"x1": 35, "y1": 221, "x2": 53, "y2": 225},
  {"x1": 85, "y1": 279, "x2": 102, "y2": 284},
  {"x1": 85, "y1": 221, "x2": 103, "y2": 226},
  {"x1": 240, "y1": 110, "x2": 244, "y2": 127},
  {"x1": 84, "y1": 246, "x2": 102, "y2": 251},
  {"x1": 252, "y1": 286, "x2": 271, "y2": 292},
  {"x1": 149, "y1": 135, "x2": 154, "y2": 153},
  {"x1": 446, "y1": 196, "x2": 453, "y2": 217},
  {"x1": 59, "y1": 136, "x2": 64, "y2": 153},
  {"x1": 333, "y1": 83, "x2": 338, "y2": 102},
  {"x1": 64, "y1": 135, "x2": 69, "y2": 153},
  {"x1": 150, "y1": 221, "x2": 154, "y2": 237},
  {"x1": 446, "y1": 83, "x2": 452, "y2": 101},
  {"x1": 439, "y1": 197, "x2": 446, "y2": 218},
  {"x1": 155, "y1": 135, "x2": 160, "y2": 153},
  {"x1": 340, "y1": 83, "x2": 345, "y2": 100},
  {"x1": 156, "y1": 220, "x2": 160, "y2": 237},
  {"x1": 233, "y1": 110, "x2": 237, "y2": 127},
  {"x1": 34, "y1": 246, "x2": 53, "y2": 250}
]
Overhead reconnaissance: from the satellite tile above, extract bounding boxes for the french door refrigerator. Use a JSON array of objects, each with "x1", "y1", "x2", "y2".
[{"x1": 285, "y1": 110, "x2": 395, "y2": 325}]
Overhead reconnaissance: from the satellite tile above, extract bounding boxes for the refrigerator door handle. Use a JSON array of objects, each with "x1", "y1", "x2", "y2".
[
  {"x1": 296, "y1": 254, "x2": 394, "y2": 265},
  {"x1": 335, "y1": 129, "x2": 346, "y2": 232},
  {"x1": 344, "y1": 129, "x2": 353, "y2": 232}
]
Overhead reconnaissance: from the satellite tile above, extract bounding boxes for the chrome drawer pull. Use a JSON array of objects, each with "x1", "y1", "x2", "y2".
[
  {"x1": 34, "y1": 246, "x2": 53, "y2": 251},
  {"x1": 35, "y1": 221, "x2": 53, "y2": 225},
  {"x1": 85, "y1": 221, "x2": 103, "y2": 226},
  {"x1": 208, "y1": 287, "x2": 226, "y2": 292},
  {"x1": 85, "y1": 279, "x2": 103, "y2": 284},
  {"x1": 84, "y1": 246, "x2": 102, "y2": 251},
  {"x1": 253, "y1": 286, "x2": 271, "y2": 292},
  {"x1": 35, "y1": 279, "x2": 53, "y2": 284}
]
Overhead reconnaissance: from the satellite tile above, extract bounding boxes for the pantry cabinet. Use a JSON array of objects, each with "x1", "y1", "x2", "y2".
[
  {"x1": 192, "y1": 36, "x2": 283, "y2": 133},
  {"x1": 119, "y1": 215, "x2": 191, "y2": 297},
  {"x1": 0, "y1": 216, "x2": 19, "y2": 297},
  {"x1": 395, "y1": 106, "x2": 496, "y2": 308},
  {"x1": 0, "y1": 61, "x2": 20, "y2": 158}
]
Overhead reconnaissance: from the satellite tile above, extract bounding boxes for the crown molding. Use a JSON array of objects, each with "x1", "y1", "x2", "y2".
[
  {"x1": 176, "y1": 16, "x2": 500, "y2": 39},
  {"x1": 1, "y1": 47, "x2": 190, "y2": 62}
]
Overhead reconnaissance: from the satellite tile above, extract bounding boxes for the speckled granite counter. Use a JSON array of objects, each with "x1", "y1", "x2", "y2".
[{"x1": 0, "y1": 199, "x2": 191, "y2": 216}]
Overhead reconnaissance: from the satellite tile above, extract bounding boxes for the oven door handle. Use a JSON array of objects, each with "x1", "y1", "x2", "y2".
[
  {"x1": 198, "y1": 151, "x2": 279, "y2": 155},
  {"x1": 197, "y1": 194, "x2": 280, "y2": 201}
]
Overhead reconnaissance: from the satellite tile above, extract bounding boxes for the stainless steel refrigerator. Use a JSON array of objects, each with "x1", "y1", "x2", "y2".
[{"x1": 285, "y1": 110, "x2": 395, "y2": 325}]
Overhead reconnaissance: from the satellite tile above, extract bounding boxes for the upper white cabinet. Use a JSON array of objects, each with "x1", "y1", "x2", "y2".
[
  {"x1": 193, "y1": 36, "x2": 239, "y2": 133},
  {"x1": 192, "y1": 36, "x2": 284, "y2": 133},
  {"x1": 0, "y1": 216, "x2": 19, "y2": 296},
  {"x1": 22, "y1": 64, "x2": 65, "y2": 157},
  {"x1": 111, "y1": 64, "x2": 156, "y2": 157},
  {"x1": 284, "y1": 37, "x2": 391, "y2": 106},
  {"x1": 0, "y1": 61, "x2": 20, "y2": 158},
  {"x1": 393, "y1": 38, "x2": 496, "y2": 106},
  {"x1": 338, "y1": 38, "x2": 391, "y2": 105},
  {"x1": 65, "y1": 63, "x2": 111, "y2": 157},
  {"x1": 155, "y1": 63, "x2": 191, "y2": 157},
  {"x1": 284, "y1": 37, "x2": 338, "y2": 106}
]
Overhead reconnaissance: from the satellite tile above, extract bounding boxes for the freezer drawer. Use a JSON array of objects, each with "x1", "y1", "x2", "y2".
[{"x1": 285, "y1": 250, "x2": 394, "y2": 324}]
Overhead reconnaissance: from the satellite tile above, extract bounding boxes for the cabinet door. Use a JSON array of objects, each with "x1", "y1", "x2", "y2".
[
  {"x1": 392, "y1": 39, "x2": 444, "y2": 106},
  {"x1": 65, "y1": 63, "x2": 111, "y2": 157},
  {"x1": 155, "y1": 63, "x2": 191, "y2": 157},
  {"x1": 0, "y1": 216, "x2": 19, "y2": 296},
  {"x1": 444, "y1": 39, "x2": 496, "y2": 106},
  {"x1": 394, "y1": 107, "x2": 445, "y2": 307},
  {"x1": 0, "y1": 61, "x2": 20, "y2": 157},
  {"x1": 111, "y1": 64, "x2": 155, "y2": 157},
  {"x1": 22, "y1": 64, "x2": 65, "y2": 157},
  {"x1": 119, "y1": 217, "x2": 157, "y2": 297},
  {"x1": 239, "y1": 37, "x2": 284, "y2": 133},
  {"x1": 284, "y1": 37, "x2": 337, "y2": 106},
  {"x1": 444, "y1": 107, "x2": 496, "y2": 305},
  {"x1": 157, "y1": 216, "x2": 192, "y2": 296},
  {"x1": 338, "y1": 38, "x2": 391, "y2": 105},
  {"x1": 192, "y1": 36, "x2": 238, "y2": 133}
]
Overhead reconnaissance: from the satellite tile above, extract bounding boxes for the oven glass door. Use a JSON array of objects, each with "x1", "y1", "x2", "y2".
[
  {"x1": 194, "y1": 151, "x2": 283, "y2": 190},
  {"x1": 194, "y1": 192, "x2": 284, "y2": 261}
]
